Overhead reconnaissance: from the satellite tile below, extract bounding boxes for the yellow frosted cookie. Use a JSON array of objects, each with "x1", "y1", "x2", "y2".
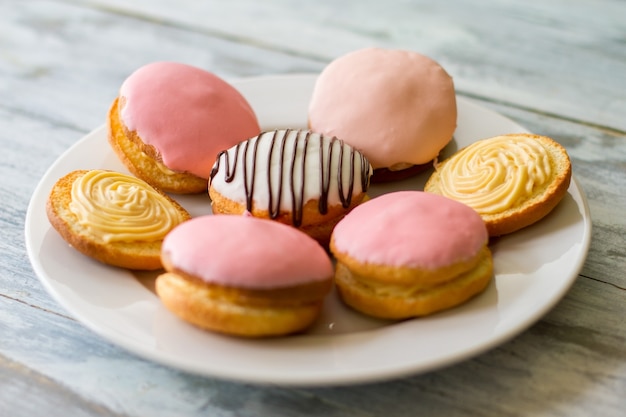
[
  {"x1": 425, "y1": 133, "x2": 571, "y2": 236},
  {"x1": 46, "y1": 169, "x2": 190, "y2": 270}
]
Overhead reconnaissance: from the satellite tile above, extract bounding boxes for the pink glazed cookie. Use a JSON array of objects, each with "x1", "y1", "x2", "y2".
[
  {"x1": 329, "y1": 191, "x2": 493, "y2": 319},
  {"x1": 108, "y1": 61, "x2": 261, "y2": 194},
  {"x1": 308, "y1": 48, "x2": 457, "y2": 182},
  {"x1": 156, "y1": 215, "x2": 333, "y2": 337}
]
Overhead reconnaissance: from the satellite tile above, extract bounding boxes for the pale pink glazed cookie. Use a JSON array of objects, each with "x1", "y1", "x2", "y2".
[
  {"x1": 156, "y1": 215, "x2": 333, "y2": 337},
  {"x1": 329, "y1": 191, "x2": 493, "y2": 319},
  {"x1": 108, "y1": 61, "x2": 261, "y2": 194},
  {"x1": 308, "y1": 48, "x2": 457, "y2": 182}
]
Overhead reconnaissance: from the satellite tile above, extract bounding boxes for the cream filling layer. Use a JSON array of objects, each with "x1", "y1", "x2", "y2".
[
  {"x1": 436, "y1": 136, "x2": 553, "y2": 214},
  {"x1": 138, "y1": 150, "x2": 180, "y2": 176},
  {"x1": 69, "y1": 170, "x2": 186, "y2": 243}
]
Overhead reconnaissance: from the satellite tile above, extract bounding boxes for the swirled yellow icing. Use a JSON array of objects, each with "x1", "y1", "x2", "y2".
[
  {"x1": 436, "y1": 136, "x2": 552, "y2": 214},
  {"x1": 69, "y1": 170, "x2": 186, "y2": 243}
]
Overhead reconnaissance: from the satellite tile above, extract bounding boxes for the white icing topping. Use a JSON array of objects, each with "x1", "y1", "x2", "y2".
[{"x1": 209, "y1": 130, "x2": 372, "y2": 222}]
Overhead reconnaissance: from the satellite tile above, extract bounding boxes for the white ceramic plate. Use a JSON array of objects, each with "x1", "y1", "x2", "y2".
[{"x1": 25, "y1": 74, "x2": 591, "y2": 386}]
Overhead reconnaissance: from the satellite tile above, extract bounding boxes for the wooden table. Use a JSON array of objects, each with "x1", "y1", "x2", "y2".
[{"x1": 2, "y1": 1, "x2": 625, "y2": 415}]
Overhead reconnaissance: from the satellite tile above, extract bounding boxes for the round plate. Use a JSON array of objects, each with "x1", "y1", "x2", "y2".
[{"x1": 25, "y1": 74, "x2": 591, "y2": 386}]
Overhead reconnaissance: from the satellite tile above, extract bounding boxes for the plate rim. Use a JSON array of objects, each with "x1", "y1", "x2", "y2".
[{"x1": 24, "y1": 73, "x2": 592, "y2": 386}]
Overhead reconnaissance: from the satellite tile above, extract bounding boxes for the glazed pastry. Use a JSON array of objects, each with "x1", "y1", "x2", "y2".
[
  {"x1": 425, "y1": 133, "x2": 572, "y2": 236},
  {"x1": 330, "y1": 191, "x2": 492, "y2": 319},
  {"x1": 209, "y1": 129, "x2": 372, "y2": 246},
  {"x1": 308, "y1": 47, "x2": 457, "y2": 182},
  {"x1": 108, "y1": 61, "x2": 261, "y2": 194},
  {"x1": 46, "y1": 169, "x2": 190, "y2": 270},
  {"x1": 156, "y1": 215, "x2": 334, "y2": 337}
]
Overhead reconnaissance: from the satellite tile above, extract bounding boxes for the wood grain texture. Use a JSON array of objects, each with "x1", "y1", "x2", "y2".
[
  {"x1": 1, "y1": 0, "x2": 624, "y2": 416},
  {"x1": 67, "y1": 0, "x2": 626, "y2": 132}
]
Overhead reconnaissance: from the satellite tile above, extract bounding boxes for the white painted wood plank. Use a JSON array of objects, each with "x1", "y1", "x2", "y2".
[
  {"x1": 1, "y1": 0, "x2": 625, "y2": 416},
  {"x1": 0, "y1": 354, "x2": 118, "y2": 417},
  {"x1": 0, "y1": 0, "x2": 323, "y2": 132},
  {"x1": 65, "y1": 0, "x2": 626, "y2": 132}
]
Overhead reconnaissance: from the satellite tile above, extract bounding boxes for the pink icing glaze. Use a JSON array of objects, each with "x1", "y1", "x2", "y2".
[
  {"x1": 162, "y1": 215, "x2": 333, "y2": 289},
  {"x1": 331, "y1": 191, "x2": 488, "y2": 269},
  {"x1": 120, "y1": 62, "x2": 260, "y2": 179},
  {"x1": 308, "y1": 48, "x2": 457, "y2": 169}
]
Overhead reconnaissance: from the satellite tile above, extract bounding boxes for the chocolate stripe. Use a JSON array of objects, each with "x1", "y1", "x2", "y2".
[{"x1": 210, "y1": 129, "x2": 371, "y2": 227}]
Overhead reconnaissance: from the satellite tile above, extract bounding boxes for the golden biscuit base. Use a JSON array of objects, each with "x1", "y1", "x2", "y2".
[
  {"x1": 155, "y1": 272, "x2": 332, "y2": 337},
  {"x1": 333, "y1": 246, "x2": 493, "y2": 319},
  {"x1": 330, "y1": 239, "x2": 487, "y2": 288},
  {"x1": 107, "y1": 97, "x2": 208, "y2": 194}
]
